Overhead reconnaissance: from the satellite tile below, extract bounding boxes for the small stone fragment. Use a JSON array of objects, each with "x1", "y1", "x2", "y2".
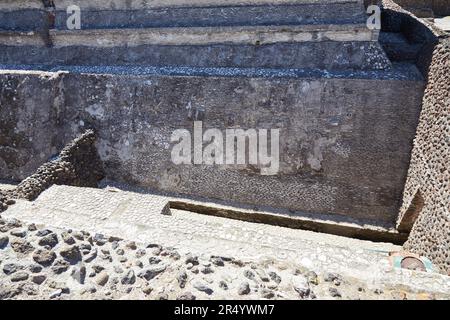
[
  {"x1": 238, "y1": 282, "x2": 251, "y2": 295},
  {"x1": 59, "y1": 245, "x2": 82, "y2": 262},
  {"x1": 38, "y1": 233, "x2": 58, "y2": 248},
  {"x1": 193, "y1": 281, "x2": 213, "y2": 295},
  {"x1": 177, "y1": 270, "x2": 188, "y2": 288},
  {"x1": 177, "y1": 292, "x2": 196, "y2": 300},
  {"x1": 10, "y1": 271, "x2": 29, "y2": 282},
  {"x1": 96, "y1": 271, "x2": 110, "y2": 286},
  {"x1": 33, "y1": 248, "x2": 56, "y2": 266},
  {"x1": 121, "y1": 270, "x2": 136, "y2": 285}
]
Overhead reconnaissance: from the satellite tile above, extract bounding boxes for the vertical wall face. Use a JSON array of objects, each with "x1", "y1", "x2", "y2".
[
  {"x1": 399, "y1": 38, "x2": 450, "y2": 275},
  {"x1": 0, "y1": 72, "x2": 63, "y2": 181},
  {"x1": 0, "y1": 69, "x2": 425, "y2": 225}
]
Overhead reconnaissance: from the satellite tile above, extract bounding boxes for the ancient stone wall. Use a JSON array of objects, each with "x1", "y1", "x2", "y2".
[
  {"x1": 0, "y1": 130, "x2": 104, "y2": 213},
  {"x1": 0, "y1": 68, "x2": 424, "y2": 226},
  {"x1": 380, "y1": 0, "x2": 450, "y2": 274},
  {"x1": 399, "y1": 38, "x2": 450, "y2": 275}
]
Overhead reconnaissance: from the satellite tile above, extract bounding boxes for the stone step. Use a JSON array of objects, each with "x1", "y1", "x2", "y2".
[
  {"x1": 0, "y1": 0, "x2": 368, "y2": 31},
  {"x1": 0, "y1": 25, "x2": 389, "y2": 70}
]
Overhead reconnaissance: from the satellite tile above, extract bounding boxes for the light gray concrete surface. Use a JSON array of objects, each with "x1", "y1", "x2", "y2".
[
  {"x1": 434, "y1": 17, "x2": 450, "y2": 31},
  {"x1": 2, "y1": 185, "x2": 450, "y2": 295}
]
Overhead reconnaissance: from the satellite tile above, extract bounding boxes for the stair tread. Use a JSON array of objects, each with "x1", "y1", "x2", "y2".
[
  {"x1": 0, "y1": 63, "x2": 423, "y2": 81},
  {"x1": 0, "y1": 0, "x2": 364, "y2": 10}
]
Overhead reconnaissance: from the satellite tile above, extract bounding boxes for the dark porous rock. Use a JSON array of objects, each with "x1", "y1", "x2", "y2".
[
  {"x1": 160, "y1": 247, "x2": 180, "y2": 260},
  {"x1": 10, "y1": 238, "x2": 34, "y2": 254},
  {"x1": 121, "y1": 270, "x2": 136, "y2": 285},
  {"x1": 148, "y1": 257, "x2": 161, "y2": 265},
  {"x1": 61, "y1": 231, "x2": 75, "y2": 245},
  {"x1": 185, "y1": 254, "x2": 199, "y2": 266},
  {"x1": 0, "y1": 235, "x2": 9, "y2": 248},
  {"x1": 155, "y1": 293, "x2": 168, "y2": 300},
  {"x1": 177, "y1": 270, "x2": 188, "y2": 288},
  {"x1": 33, "y1": 248, "x2": 57, "y2": 266},
  {"x1": 306, "y1": 271, "x2": 319, "y2": 285},
  {"x1": 238, "y1": 282, "x2": 251, "y2": 295},
  {"x1": 79, "y1": 243, "x2": 92, "y2": 254},
  {"x1": 324, "y1": 272, "x2": 342, "y2": 283},
  {"x1": 115, "y1": 248, "x2": 125, "y2": 256},
  {"x1": 51, "y1": 259, "x2": 70, "y2": 274},
  {"x1": 292, "y1": 275, "x2": 310, "y2": 298},
  {"x1": 211, "y1": 257, "x2": 225, "y2": 267},
  {"x1": 27, "y1": 224, "x2": 37, "y2": 232},
  {"x1": 268, "y1": 271, "x2": 282, "y2": 284},
  {"x1": 29, "y1": 264, "x2": 43, "y2": 273},
  {"x1": 138, "y1": 264, "x2": 167, "y2": 281},
  {"x1": 93, "y1": 233, "x2": 107, "y2": 246},
  {"x1": 261, "y1": 288, "x2": 275, "y2": 299},
  {"x1": 10, "y1": 229, "x2": 27, "y2": 238},
  {"x1": 329, "y1": 287, "x2": 342, "y2": 298},
  {"x1": 10, "y1": 271, "x2": 29, "y2": 282},
  {"x1": 31, "y1": 274, "x2": 47, "y2": 285},
  {"x1": 201, "y1": 266, "x2": 214, "y2": 274},
  {"x1": 3, "y1": 263, "x2": 20, "y2": 275},
  {"x1": 135, "y1": 249, "x2": 146, "y2": 258},
  {"x1": 38, "y1": 233, "x2": 58, "y2": 248},
  {"x1": 125, "y1": 241, "x2": 137, "y2": 250},
  {"x1": 59, "y1": 245, "x2": 82, "y2": 262},
  {"x1": 219, "y1": 280, "x2": 228, "y2": 290},
  {"x1": 243, "y1": 269, "x2": 255, "y2": 280},
  {"x1": 83, "y1": 248, "x2": 97, "y2": 263},
  {"x1": 36, "y1": 229, "x2": 53, "y2": 237},
  {"x1": 193, "y1": 281, "x2": 213, "y2": 295},
  {"x1": 177, "y1": 292, "x2": 196, "y2": 300},
  {"x1": 92, "y1": 265, "x2": 105, "y2": 273}
]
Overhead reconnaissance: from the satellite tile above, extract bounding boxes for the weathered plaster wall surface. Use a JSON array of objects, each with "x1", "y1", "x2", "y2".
[
  {"x1": 0, "y1": 72, "x2": 62, "y2": 181},
  {"x1": 0, "y1": 70, "x2": 424, "y2": 225}
]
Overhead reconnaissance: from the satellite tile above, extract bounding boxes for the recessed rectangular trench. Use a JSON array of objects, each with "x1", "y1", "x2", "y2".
[{"x1": 167, "y1": 200, "x2": 408, "y2": 245}]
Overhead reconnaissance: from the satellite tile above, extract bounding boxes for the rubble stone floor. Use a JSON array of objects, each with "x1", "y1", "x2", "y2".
[{"x1": 0, "y1": 183, "x2": 449, "y2": 300}]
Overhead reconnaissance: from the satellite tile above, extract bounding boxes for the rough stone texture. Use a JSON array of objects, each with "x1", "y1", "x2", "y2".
[
  {"x1": 0, "y1": 129, "x2": 104, "y2": 213},
  {"x1": 0, "y1": 208, "x2": 449, "y2": 300},
  {"x1": 0, "y1": 130, "x2": 104, "y2": 212},
  {"x1": 399, "y1": 38, "x2": 450, "y2": 275},
  {"x1": 377, "y1": 1, "x2": 450, "y2": 275},
  {"x1": 0, "y1": 68, "x2": 424, "y2": 225}
]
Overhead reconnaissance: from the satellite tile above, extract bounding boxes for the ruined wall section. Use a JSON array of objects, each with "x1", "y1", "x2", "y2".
[
  {"x1": 379, "y1": 0, "x2": 450, "y2": 274},
  {"x1": 400, "y1": 38, "x2": 450, "y2": 275}
]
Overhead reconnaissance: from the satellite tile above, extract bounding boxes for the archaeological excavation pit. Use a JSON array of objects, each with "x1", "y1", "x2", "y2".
[{"x1": 0, "y1": 0, "x2": 449, "y2": 301}]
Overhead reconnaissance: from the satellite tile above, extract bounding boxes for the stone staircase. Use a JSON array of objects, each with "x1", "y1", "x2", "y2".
[
  {"x1": 0, "y1": 0, "x2": 391, "y2": 70},
  {"x1": 0, "y1": 0, "x2": 425, "y2": 231}
]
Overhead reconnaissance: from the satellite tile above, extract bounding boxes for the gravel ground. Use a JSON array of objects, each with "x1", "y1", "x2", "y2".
[{"x1": 1, "y1": 213, "x2": 448, "y2": 300}]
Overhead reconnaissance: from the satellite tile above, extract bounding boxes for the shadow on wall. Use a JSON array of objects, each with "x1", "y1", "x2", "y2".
[{"x1": 381, "y1": 0, "x2": 450, "y2": 275}]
